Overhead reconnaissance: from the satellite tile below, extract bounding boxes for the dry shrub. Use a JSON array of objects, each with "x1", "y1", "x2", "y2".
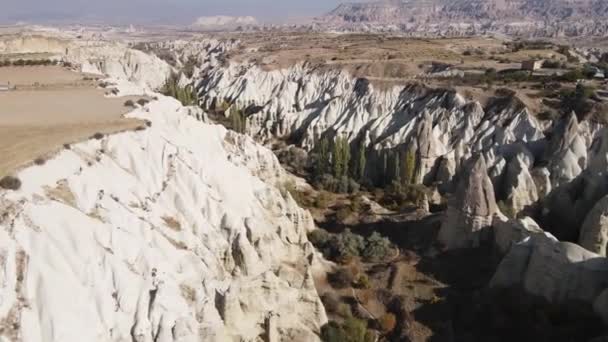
[
  {"x1": 379, "y1": 313, "x2": 397, "y2": 333},
  {"x1": 34, "y1": 157, "x2": 46, "y2": 166},
  {"x1": 0, "y1": 176, "x2": 21, "y2": 191},
  {"x1": 328, "y1": 267, "x2": 355, "y2": 289},
  {"x1": 91, "y1": 132, "x2": 104, "y2": 140},
  {"x1": 337, "y1": 303, "x2": 352, "y2": 318},
  {"x1": 357, "y1": 289, "x2": 373, "y2": 304},
  {"x1": 321, "y1": 292, "x2": 341, "y2": 313},
  {"x1": 354, "y1": 274, "x2": 371, "y2": 289},
  {"x1": 162, "y1": 216, "x2": 182, "y2": 231}
]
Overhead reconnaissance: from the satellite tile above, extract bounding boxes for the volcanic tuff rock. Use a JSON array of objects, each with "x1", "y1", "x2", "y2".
[
  {"x1": 0, "y1": 36, "x2": 326, "y2": 341},
  {"x1": 503, "y1": 155, "x2": 539, "y2": 215},
  {"x1": 490, "y1": 235, "x2": 608, "y2": 323},
  {"x1": 493, "y1": 216, "x2": 547, "y2": 255},
  {"x1": 0, "y1": 94, "x2": 327, "y2": 342},
  {"x1": 438, "y1": 155, "x2": 497, "y2": 249},
  {"x1": 194, "y1": 53, "x2": 550, "y2": 187},
  {"x1": 543, "y1": 112, "x2": 588, "y2": 187},
  {"x1": 580, "y1": 194, "x2": 608, "y2": 256}
]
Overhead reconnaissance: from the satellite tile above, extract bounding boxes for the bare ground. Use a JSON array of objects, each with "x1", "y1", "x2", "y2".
[{"x1": 0, "y1": 66, "x2": 144, "y2": 177}]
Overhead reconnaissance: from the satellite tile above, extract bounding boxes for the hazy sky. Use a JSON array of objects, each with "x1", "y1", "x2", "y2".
[{"x1": 0, "y1": 0, "x2": 347, "y2": 24}]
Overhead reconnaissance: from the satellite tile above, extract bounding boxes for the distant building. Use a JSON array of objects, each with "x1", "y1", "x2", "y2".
[{"x1": 521, "y1": 60, "x2": 543, "y2": 71}]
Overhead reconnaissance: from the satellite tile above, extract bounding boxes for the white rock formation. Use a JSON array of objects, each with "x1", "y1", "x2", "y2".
[
  {"x1": 503, "y1": 155, "x2": 539, "y2": 215},
  {"x1": 579, "y1": 194, "x2": 608, "y2": 256},
  {"x1": 0, "y1": 89, "x2": 326, "y2": 341},
  {"x1": 493, "y1": 215, "x2": 548, "y2": 255},
  {"x1": 544, "y1": 112, "x2": 588, "y2": 187},
  {"x1": 438, "y1": 155, "x2": 497, "y2": 249},
  {"x1": 490, "y1": 235, "x2": 608, "y2": 323}
]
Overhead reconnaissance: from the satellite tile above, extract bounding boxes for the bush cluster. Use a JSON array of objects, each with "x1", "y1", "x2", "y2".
[
  {"x1": 379, "y1": 181, "x2": 428, "y2": 210},
  {"x1": 0, "y1": 59, "x2": 57, "y2": 67},
  {"x1": 0, "y1": 176, "x2": 22, "y2": 190},
  {"x1": 308, "y1": 229, "x2": 393, "y2": 263},
  {"x1": 321, "y1": 318, "x2": 375, "y2": 342}
]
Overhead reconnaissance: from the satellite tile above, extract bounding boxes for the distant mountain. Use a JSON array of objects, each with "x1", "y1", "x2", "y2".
[{"x1": 319, "y1": 0, "x2": 608, "y2": 36}]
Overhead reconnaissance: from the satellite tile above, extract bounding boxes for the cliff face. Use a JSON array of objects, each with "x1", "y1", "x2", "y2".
[
  {"x1": 0, "y1": 39, "x2": 327, "y2": 341},
  {"x1": 319, "y1": 0, "x2": 608, "y2": 37},
  {"x1": 197, "y1": 60, "x2": 547, "y2": 178},
  {"x1": 0, "y1": 34, "x2": 174, "y2": 90}
]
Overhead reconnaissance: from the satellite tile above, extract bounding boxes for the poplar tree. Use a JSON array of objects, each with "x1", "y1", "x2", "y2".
[{"x1": 356, "y1": 141, "x2": 366, "y2": 182}]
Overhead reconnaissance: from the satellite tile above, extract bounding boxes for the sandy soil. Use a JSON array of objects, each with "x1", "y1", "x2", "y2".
[
  {"x1": 0, "y1": 66, "x2": 87, "y2": 86},
  {"x1": 0, "y1": 66, "x2": 144, "y2": 177}
]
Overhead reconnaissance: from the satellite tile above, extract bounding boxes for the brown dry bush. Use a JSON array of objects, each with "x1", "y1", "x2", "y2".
[{"x1": 0, "y1": 176, "x2": 21, "y2": 191}]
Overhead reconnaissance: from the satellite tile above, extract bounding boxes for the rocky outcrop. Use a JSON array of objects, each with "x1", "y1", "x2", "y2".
[
  {"x1": 493, "y1": 216, "x2": 548, "y2": 255},
  {"x1": 544, "y1": 112, "x2": 587, "y2": 187},
  {"x1": 438, "y1": 156, "x2": 497, "y2": 249},
  {"x1": 319, "y1": 0, "x2": 608, "y2": 37},
  {"x1": 0, "y1": 89, "x2": 326, "y2": 341},
  {"x1": 413, "y1": 111, "x2": 440, "y2": 185},
  {"x1": 194, "y1": 53, "x2": 548, "y2": 190},
  {"x1": 541, "y1": 126, "x2": 608, "y2": 241},
  {"x1": 490, "y1": 235, "x2": 608, "y2": 323},
  {"x1": 579, "y1": 195, "x2": 608, "y2": 256},
  {"x1": 503, "y1": 155, "x2": 539, "y2": 215}
]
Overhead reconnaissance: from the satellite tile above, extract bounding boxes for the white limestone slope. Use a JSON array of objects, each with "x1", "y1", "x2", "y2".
[{"x1": 0, "y1": 94, "x2": 326, "y2": 342}]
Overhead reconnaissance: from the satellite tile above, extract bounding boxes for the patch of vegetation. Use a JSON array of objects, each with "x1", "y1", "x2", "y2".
[
  {"x1": 362, "y1": 232, "x2": 393, "y2": 262},
  {"x1": 160, "y1": 73, "x2": 197, "y2": 106},
  {"x1": 321, "y1": 318, "x2": 375, "y2": 342},
  {"x1": 0, "y1": 59, "x2": 57, "y2": 67},
  {"x1": 280, "y1": 179, "x2": 308, "y2": 207},
  {"x1": 124, "y1": 100, "x2": 135, "y2": 107},
  {"x1": 313, "y1": 191, "x2": 332, "y2": 208},
  {"x1": 308, "y1": 228, "x2": 395, "y2": 263},
  {"x1": 378, "y1": 313, "x2": 397, "y2": 333},
  {"x1": 137, "y1": 98, "x2": 150, "y2": 106},
  {"x1": 379, "y1": 181, "x2": 428, "y2": 211},
  {"x1": 311, "y1": 136, "x2": 362, "y2": 194},
  {"x1": 328, "y1": 267, "x2": 356, "y2": 289},
  {"x1": 229, "y1": 107, "x2": 246, "y2": 134},
  {"x1": 497, "y1": 200, "x2": 516, "y2": 219},
  {"x1": 91, "y1": 132, "x2": 104, "y2": 140},
  {"x1": 0, "y1": 176, "x2": 21, "y2": 190},
  {"x1": 559, "y1": 83, "x2": 596, "y2": 116}
]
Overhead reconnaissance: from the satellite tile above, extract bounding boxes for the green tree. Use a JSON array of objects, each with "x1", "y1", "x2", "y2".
[
  {"x1": 160, "y1": 73, "x2": 197, "y2": 106},
  {"x1": 332, "y1": 136, "x2": 351, "y2": 179},
  {"x1": 356, "y1": 140, "x2": 367, "y2": 182},
  {"x1": 318, "y1": 137, "x2": 330, "y2": 175},
  {"x1": 403, "y1": 147, "x2": 416, "y2": 185},
  {"x1": 229, "y1": 107, "x2": 245, "y2": 133},
  {"x1": 393, "y1": 151, "x2": 401, "y2": 185},
  {"x1": 363, "y1": 232, "x2": 392, "y2": 262}
]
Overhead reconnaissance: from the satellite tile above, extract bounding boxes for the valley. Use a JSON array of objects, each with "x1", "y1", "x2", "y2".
[{"x1": 1, "y1": 22, "x2": 608, "y2": 342}]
